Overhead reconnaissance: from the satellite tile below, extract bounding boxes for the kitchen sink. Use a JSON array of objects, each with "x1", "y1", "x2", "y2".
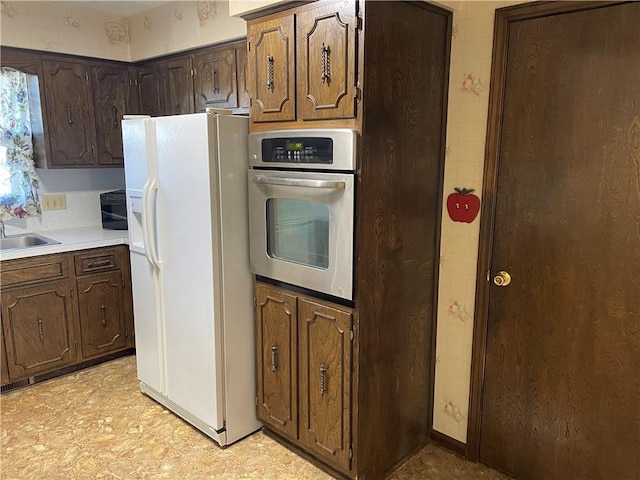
[{"x1": 0, "y1": 233, "x2": 61, "y2": 251}]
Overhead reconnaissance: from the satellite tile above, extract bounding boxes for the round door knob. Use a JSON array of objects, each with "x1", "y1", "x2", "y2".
[{"x1": 493, "y1": 270, "x2": 512, "y2": 287}]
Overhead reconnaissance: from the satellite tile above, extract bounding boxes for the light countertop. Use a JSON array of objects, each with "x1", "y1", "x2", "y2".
[{"x1": 0, "y1": 226, "x2": 129, "y2": 262}]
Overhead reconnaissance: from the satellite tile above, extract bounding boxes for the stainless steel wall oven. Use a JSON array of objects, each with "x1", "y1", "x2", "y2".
[{"x1": 247, "y1": 129, "x2": 357, "y2": 301}]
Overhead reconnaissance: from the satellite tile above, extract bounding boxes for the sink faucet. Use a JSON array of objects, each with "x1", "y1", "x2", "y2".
[{"x1": 0, "y1": 220, "x2": 5, "y2": 239}]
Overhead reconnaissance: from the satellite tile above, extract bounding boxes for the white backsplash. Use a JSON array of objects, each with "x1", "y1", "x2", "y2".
[{"x1": 2, "y1": 169, "x2": 125, "y2": 236}]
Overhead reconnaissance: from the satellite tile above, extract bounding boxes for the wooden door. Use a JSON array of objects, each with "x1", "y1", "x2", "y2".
[
  {"x1": 235, "y1": 42, "x2": 250, "y2": 109},
  {"x1": 296, "y1": 1, "x2": 357, "y2": 121},
  {"x1": 193, "y1": 47, "x2": 237, "y2": 111},
  {"x1": 298, "y1": 297, "x2": 352, "y2": 472},
  {"x1": 42, "y1": 59, "x2": 97, "y2": 167},
  {"x1": 137, "y1": 64, "x2": 163, "y2": 116},
  {"x1": 255, "y1": 284, "x2": 298, "y2": 439},
  {"x1": 1, "y1": 282, "x2": 75, "y2": 379},
  {"x1": 90, "y1": 64, "x2": 129, "y2": 166},
  {"x1": 162, "y1": 57, "x2": 194, "y2": 115},
  {"x1": 476, "y1": 3, "x2": 640, "y2": 479},
  {"x1": 77, "y1": 271, "x2": 128, "y2": 359},
  {"x1": 247, "y1": 14, "x2": 296, "y2": 122}
]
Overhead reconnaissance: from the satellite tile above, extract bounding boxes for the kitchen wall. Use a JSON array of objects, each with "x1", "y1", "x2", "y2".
[
  {"x1": 1, "y1": 0, "x2": 528, "y2": 445},
  {"x1": 128, "y1": 1, "x2": 246, "y2": 61}
]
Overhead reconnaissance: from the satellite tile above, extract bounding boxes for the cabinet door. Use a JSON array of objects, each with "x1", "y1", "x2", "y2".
[
  {"x1": 296, "y1": 1, "x2": 357, "y2": 120},
  {"x1": 235, "y1": 42, "x2": 250, "y2": 109},
  {"x1": 77, "y1": 271, "x2": 128, "y2": 359},
  {"x1": 91, "y1": 64, "x2": 129, "y2": 166},
  {"x1": 42, "y1": 59, "x2": 98, "y2": 166},
  {"x1": 247, "y1": 15, "x2": 296, "y2": 122},
  {"x1": 162, "y1": 57, "x2": 195, "y2": 115},
  {"x1": 1, "y1": 281, "x2": 76, "y2": 380},
  {"x1": 193, "y1": 47, "x2": 237, "y2": 111},
  {"x1": 255, "y1": 284, "x2": 298, "y2": 439},
  {"x1": 138, "y1": 64, "x2": 163, "y2": 116},
  {"x1": 298, "y1": 297, "x2": 352, "y2": 472}
]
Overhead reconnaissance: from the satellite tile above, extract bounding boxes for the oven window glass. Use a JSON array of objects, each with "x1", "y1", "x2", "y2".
[{"x1": 266, "y1": 199, "x2": 329, "y2": 269}]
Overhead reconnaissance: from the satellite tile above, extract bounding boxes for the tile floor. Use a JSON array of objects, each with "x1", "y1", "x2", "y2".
[{"x1": 1, "y1": 356, "x2": 510, "y2": 479}]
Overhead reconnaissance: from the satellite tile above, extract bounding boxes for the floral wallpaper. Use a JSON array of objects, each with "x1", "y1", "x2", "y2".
[
  {"x1": 432, "y1": 0, "x2": 528, "y2": 444},
  {"x1": 0, "y1": 1, "x2": 245, "y2": 62}
]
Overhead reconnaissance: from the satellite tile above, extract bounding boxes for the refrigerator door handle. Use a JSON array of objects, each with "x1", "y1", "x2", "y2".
[
  {"x1": 141, "y1": 179, "x2": 154, "y2": 266},
  {"x1": 144, "y1": 179, "x2": 162, "y2": 268}
]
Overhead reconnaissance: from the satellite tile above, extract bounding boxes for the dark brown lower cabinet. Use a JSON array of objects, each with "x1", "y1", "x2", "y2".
[
  {"x1": 1, "y1": 280, "x2": 77, "y2": 379},
  {"x1": 255, "y1": 282, "x2": 353, "y2": 476},
  {"x1": 0, "y1": 245, "x2": 134, "y2": 388},
  {"x1": 76, "y1": 271, "x2": 129, "y2": 359}
]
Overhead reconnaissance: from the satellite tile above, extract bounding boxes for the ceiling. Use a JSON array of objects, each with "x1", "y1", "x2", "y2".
[{"x1": 55, "y1": 1, "x2": 169, "y2": 17}]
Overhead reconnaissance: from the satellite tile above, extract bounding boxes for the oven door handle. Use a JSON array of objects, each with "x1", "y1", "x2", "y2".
[{"x1": 252, "y1": 175, "x2": 346, "y2": 190}]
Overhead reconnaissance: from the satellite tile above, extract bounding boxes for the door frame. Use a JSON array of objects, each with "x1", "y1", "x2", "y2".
[{"x1": 465, "y1": 0, "x2": 631, "y2": 462}]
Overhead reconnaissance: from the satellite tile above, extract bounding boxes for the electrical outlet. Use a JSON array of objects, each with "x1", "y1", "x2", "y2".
[{"x1": 42, "y1": 194, "x2": 67, "y2": 211}]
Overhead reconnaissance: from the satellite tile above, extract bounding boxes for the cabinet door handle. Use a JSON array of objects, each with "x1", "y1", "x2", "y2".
[
  {"x1": 266, "y1": 55, "x2": 274, "y2": 91},
  {"x1": 213, "y1": 69, "x2": 218, "y2": 93},
  {"x1": 66, "y1": 104, "x2": 73, "y2": 125},
  {"x1": 271, "y1": 345, "x2": 278, "y2": 372},
  {"x1": 37, "y1": 317, "x2": 45, "y2": 342},
  {"x1": 321, "y1": 43, "x2": 331, "y2": 83},
  {"x1": 112, "y1": 106, "x2": 119, "y2": 129},
  {"x1": 320, "y1": 364, "x2": 328, "y2": 395},
  {"x1": 100, "y1": 303, "x2": 107, "y2": 327}
]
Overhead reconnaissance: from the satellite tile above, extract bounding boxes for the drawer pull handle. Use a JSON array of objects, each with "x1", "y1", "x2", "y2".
[
  {"x1": 320, "y1": 364, "x2": 328, "y2": 395},
  {"x1": 66, "y1": 104, "x2": 73, "y2": 126},
  {"x1": 112, "y1": 106, "x2": 119, "y2": 129},
  {"x1": 37, "y1": 317, "x2": 45, "y2": 342},
  {"x1": 87, "y1": 259, "x2": 112, "y2": 269},
  {"x1": 213, "y1": 69, "x2": 218, "y2": 93},
  {"x1": 101, "y1": 303, "x2": 107, "y2": 327},
  {"x1": 271, "y1": 345, "x2": 278, "y2": 372}
]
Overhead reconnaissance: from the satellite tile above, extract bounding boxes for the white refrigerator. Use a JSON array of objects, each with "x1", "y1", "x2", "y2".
[{"x1": 122, "y1": 112, "x2": 260, "y2": 446}]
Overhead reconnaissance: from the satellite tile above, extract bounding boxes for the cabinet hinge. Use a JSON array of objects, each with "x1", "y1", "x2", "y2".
[
  {"x1": 91, "y1": 146, "x2": 96, "y2": 156},
  {"x1": 356, "y1": 15, "x2": 363, "y2": 31},
  {"x1": 191, "y1": 68, "x2": 195, "y2": 77},
  {"x1": 85, "y1": 72, "x2": 89, "y2": 83},
  {"x1": 354, "y1": 85, "x2": 361, "y2": 102},
  {"x1": 253, "y1": 296, "x2": 257, "y2": 307},
  {"x1": 349, "y1": 447, "x2": 353, "y2": 459},
  {"x1": 350, "y1": 330, "x2": 354, "y2": 342},
  {"x1": 74, "y1": 341, "x2": 78, "y2": 351},
  {"x1": 125, "y1": 329, "x2": 129, "y2": 338},
  {"x1": 70, "y1": 289, "x2": 74, "y2": 299}
]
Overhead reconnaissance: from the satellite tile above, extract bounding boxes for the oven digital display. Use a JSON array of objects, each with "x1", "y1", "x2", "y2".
[{"x1": 286, "y1": 141, "x2": 304, "y2": 151}]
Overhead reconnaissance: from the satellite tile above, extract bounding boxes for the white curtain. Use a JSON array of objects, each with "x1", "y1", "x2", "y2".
[{"x1": 0, "y1": 67, "x2": 41, "y2": 220}]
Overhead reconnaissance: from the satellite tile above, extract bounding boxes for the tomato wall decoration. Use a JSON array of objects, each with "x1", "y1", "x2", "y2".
[{"x1": 447, "y1": 188, "x2": 480, "y2": 223}]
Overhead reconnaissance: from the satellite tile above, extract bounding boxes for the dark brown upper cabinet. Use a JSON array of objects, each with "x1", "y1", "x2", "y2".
[
  {"x1": 235, "y1": 43, "x2": 250, "y2": 109},
  {"x1": 42, "y1": 59, "x2": 98, "y2": 167},
  {"x1": 193, "y1": 46, "x2": 238, "y2": 111},
  {"x1": 90, "y1": 63, "x2": 131, "y2": 166},
  {"x1": 162, "y1": 57, "x2": 195, "y2": 115},
  {"x1": 137, "y1": 62, "x2": 164, "y2": 117},
  {"x1": 247, "y1": 14, "x2": 296, "y2": 123},
  {"x1": 247, "y1": 0, "x2": 358, "y2": 128},
  {"x1": 296, "y1": 1, "x2": 357, "y2": 120}
]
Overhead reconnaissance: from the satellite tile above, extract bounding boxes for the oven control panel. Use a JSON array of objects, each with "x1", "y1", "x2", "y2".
[{"x1": 249, "y1": 129, "x2": 357, "y2": 171}]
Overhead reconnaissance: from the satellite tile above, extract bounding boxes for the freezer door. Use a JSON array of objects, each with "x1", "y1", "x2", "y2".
[
  {"x1": 153, "y1": 113, "x2": 225, "y2": 431},
  {"x1": 130, "y1": 251, "x2": 163, "y2": 393}
]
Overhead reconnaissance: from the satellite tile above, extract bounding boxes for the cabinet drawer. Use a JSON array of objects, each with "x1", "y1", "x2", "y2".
[
  {"x1": 0, "y1": 254, "x2": 69, "y2": 288},
  {"x1": 74, "y1": 247, "x2": 120, "y2": 276}
]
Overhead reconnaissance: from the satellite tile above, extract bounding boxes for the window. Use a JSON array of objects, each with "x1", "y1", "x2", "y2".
[{"x1": 0, "y1": 67, "x2": 41, "y2": 220}]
